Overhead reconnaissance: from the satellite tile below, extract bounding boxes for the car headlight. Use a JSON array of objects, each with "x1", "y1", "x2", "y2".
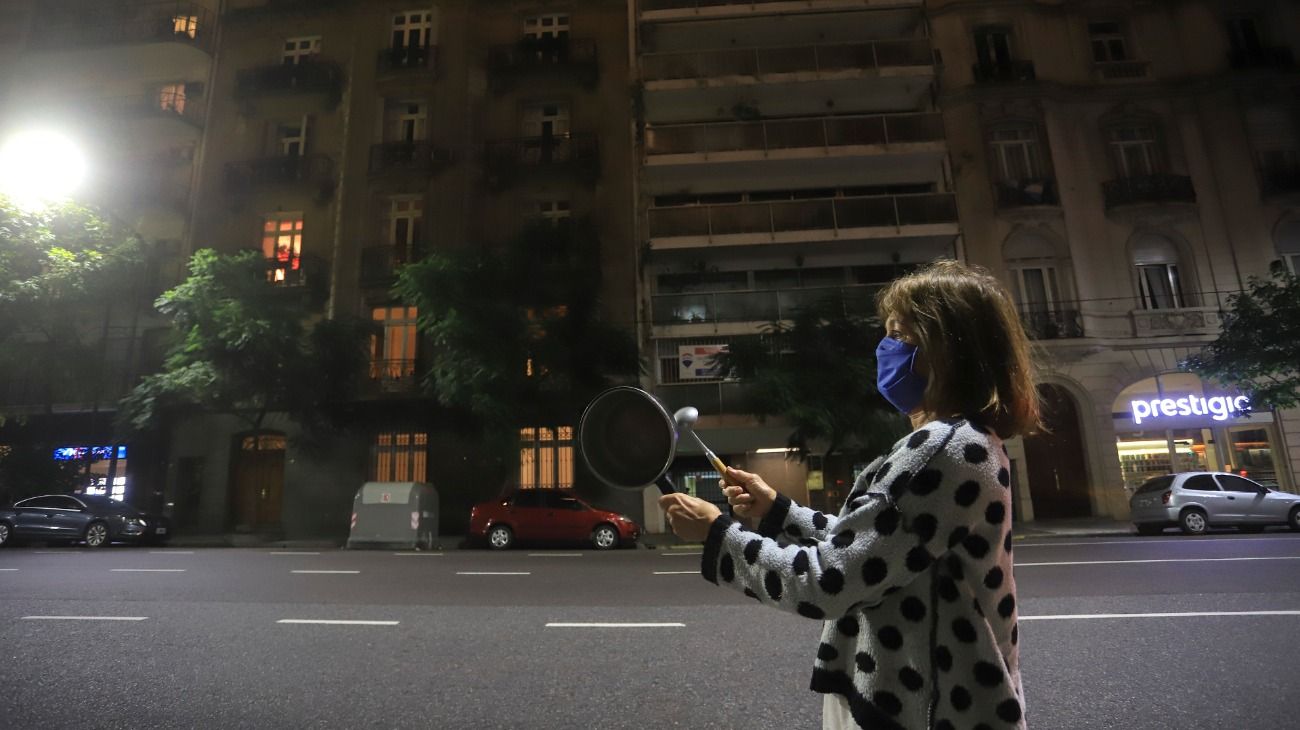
[{"x1": 125, "y1": 518, "x2": 147, "y2": 528}]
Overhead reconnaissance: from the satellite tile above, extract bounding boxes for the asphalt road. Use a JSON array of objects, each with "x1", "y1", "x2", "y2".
[{"x1": 2, "y1": 532, "x2": 1298, "y2": 729}]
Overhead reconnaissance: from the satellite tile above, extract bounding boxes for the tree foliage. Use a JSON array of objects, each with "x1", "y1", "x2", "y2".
[{"x1": 1184, "y1": 263, "x2": 1300, "y2": 410}]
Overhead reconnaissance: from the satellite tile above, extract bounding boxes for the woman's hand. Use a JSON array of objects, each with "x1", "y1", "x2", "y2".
[
  {"x1": 658, "y1": 493, "x2": 722, "y2": 543},
  {"x1": 721, "y1": 467, "x2": 777, "y2": 522}
]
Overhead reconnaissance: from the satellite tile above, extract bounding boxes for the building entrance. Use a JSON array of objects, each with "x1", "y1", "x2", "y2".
[{"x1": 1023, "y1": 384, "x2": 1093, "y2": 519}]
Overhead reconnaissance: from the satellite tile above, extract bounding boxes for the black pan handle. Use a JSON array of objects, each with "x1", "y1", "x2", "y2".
[{"x1": 656, "y1": 474, "x2": 676, "y2": 495}]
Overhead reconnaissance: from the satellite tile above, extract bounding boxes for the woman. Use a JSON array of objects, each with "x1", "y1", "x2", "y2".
[{"x1": 660, "y1": 260, "x2": 1038, "y2": 730}]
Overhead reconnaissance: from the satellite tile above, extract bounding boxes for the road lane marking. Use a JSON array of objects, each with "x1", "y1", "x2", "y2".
[
  {"x1": 1021, "y1": 611, "x2": 1300, "y2": 621},
  {"x1": 291, "y1": 570, "x2": 360, "y2": 574},
  {"x1": 33, "y1": 551, "x2": 78, "y2": 555},
  {"x1": 528, "y1": 553, "x2": 582, "y2": 557},
  {"x1": 1016, "y1": 556, "x2": 1300, "y2": 567},
  {"x1": 456, "y1": 571, "x2": 530, "y2": 575},
  {"x1": 22, "y1": 616, "x2": 148, "y2": 621},
  {"x1": 1016, "y1": 536, "x2": 1300, "y2": 548},
  {"x1": 0, "y1": 568, "x2": 18, "y2": 572},
  {"x1": 663, "y1": 552, "x2": 702, "y2": 557},
  {"x1": 546, "y1": 623, "x2": 685, "y2": 628},
  {"x1": 110, "y1": 569, "x2": 186, "y2": 572},
  {"x1": 277, "y1": 619, "x2": 399, "y2": 626},
  {"x1": 654, "y1": 571, "x2": 698, "y2": 575},
  {"x1": 150, "y1": 551, "x2": 194, "y2": 554},
  {"x1": 393, "y1": 553, "x2": 443, "y2": 556},
  {"x1": 270, "y1": 551, "x2": 321, "y2": 555}
]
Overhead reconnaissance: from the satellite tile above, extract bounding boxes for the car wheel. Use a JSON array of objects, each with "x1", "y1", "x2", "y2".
[
  {"x1": 83, "y1": 521, "x2": 110, "y2": 548},
  {"x1": 1179, "y1": 508, "x2": 1208, "y2": 535},
  {"x1": 0, "y1": 521, "x2": 11, "y2": 547},
  {"x1": 591, "y1": 524, "x2": 619, "y2": 550},
  {"x1": 1135, "y1": 524, "x2": 1163, "y2": 536},
  {"x1": 487, "y1": 524, "x2": 514, "y2": 550},
  {"x1": 1288, "y1": 506, "x2": 1300, "y2": 532}
]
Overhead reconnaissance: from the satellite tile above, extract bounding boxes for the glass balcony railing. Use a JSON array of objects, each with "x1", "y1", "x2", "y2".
[
  {"x1": 642, "y1": 38, "x2": 933, "y2": 81},
  {"x1": 651, "y1": 284, "x2": 880, "y2": 325},
  {"x1": 648, "y1": 192, "x2": 957, "y2": 239},
  {"x1": 645, "y1": 112, "x2": 944, "y2": 155}
]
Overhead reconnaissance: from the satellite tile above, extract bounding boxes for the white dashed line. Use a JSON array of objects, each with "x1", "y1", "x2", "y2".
[
  {"x1": 1016, "y1": 536, "x2": 1300, "y2": 548},
  {"x1": 1021, "y1": 611, "x2": 1300, "y2": 621},
  {"x1": 393, "y1": 553, "x2": 443, "y2": 556},
  {"x1": 150, "y1": 550, "x2": 194, "y2": 554},
  {"x1": 277, "y1": 619, "x2": 399, "y2": 626},
  {"x1": 654, "y1": 571, "x2": 698, "y2": 575},
  {"x1": 547, "y1": 623, "x2": 685, "y2": 628},
  {"x1": 110, "y1": 569, "x2": 186, "y2": 572},
  {"x1": 0, "y1": 568, "x2": 18, "y2": 572},
  {"x1": 33, "y1": 551, "x2": 78, "y2": 555},
  {"x1": 1016, "y1": 556, "x2": 1300, "y2": 567},
  {"x1": 291, "y1": 570, "x2": 360, "y2": 574},
  {"x1": 662, "y1": 552, "x2": 702, "y2": 557},
  {"x1": 456, "y1": 571, "x2": 530, "y2": 575},
  {"x1": 22, "y1": 616, "x2": 148, "y2": 621},
  {"x1": 528, "y1": 553, "x2": 582, "y2": 557},
  {"x1": 269, "y1": 551, "x2": 321, "y2": 555}
]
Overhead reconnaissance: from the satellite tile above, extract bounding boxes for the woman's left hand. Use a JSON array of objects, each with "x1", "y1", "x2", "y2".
[{"x1": 658, "y1": 493, "x2": 723, "y2": 542}]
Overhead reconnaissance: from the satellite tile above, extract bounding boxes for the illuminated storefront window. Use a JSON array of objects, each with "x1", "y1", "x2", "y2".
[{"x1": 53, "y1": 445, "x2": 128, "y2": 501}]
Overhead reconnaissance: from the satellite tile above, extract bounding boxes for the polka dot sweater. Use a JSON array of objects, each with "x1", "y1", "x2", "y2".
[{"x1": 700, "y1": 419, "x2": 1025, "y2": 730}]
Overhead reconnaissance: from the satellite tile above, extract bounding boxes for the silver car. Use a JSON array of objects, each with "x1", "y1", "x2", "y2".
[{"x1": 1129, "y1": 472, "x2": 1300, "y2": 535}]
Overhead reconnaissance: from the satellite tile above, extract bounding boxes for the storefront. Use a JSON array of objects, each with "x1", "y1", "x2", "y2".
[{"x1": 1112, "y1": 373, "x2": 1293, "y2": 492}]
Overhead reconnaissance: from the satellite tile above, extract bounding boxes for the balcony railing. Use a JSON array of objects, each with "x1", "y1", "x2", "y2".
[
  {"x1": 649, "y1": 192, "x2": 958, "y2": 240},
  {"x1": 1093, "y1": 60, "x2": 1149, "y2": 80},
  {"x1": 223, "y1": 154, "x2": 335, "y2": 192},
  {"x1": 972, "y1": 60, "x2": 1036, "y2": 83},
  {"x1": 484, "y1": 134, "x2": 600, "y2": 186},
  {"x1": 1018, "y1": 308, "x2": 1083, "y2": 340},
  {"x1": 235, "y1": 59, "x2": 344, "y2": 99},
  {"x1": 368, "y1": 141, "x2": 452, "y2": 176},
  {"x1": 102, "y1": 90, "x2": 205, "y2": 127},
  {"x1": 641, "y1": 0, "x2": 886, "y2": 10},
  {"x1": 265, "y1": 252, "x2": 329, "y2": 308},
  {"x1": 1260, "y1": 163, "x2": 1300, "y2": 197},
  {"x1": 29, "y1": 2, "x2": 214, "y2": 54},
  {"x1": 360, "y1": 242, "x2": 427, "y2": 286},
  {"x1": 1229, "y1": 46, "x2": 1295, "y2": 70},
  {"x1": 645, "y1": 112, "x2": 944, "y2": 156},
  {"x1": 487, "y1": 37, "x2": 598, "y2": 78},
  {"x1": 378, "y1": 45, "x2": 438, "y2": 74},
  {"x1": 1102, "y1": 174, "x2": 1195, "y2": 209},
  {"x1": 996, "y1": 179, "x2": 1059, "y2": 208},
  {"x1": 652, "y1": 284, "x2": 879, "y2": 325},
  {"x1": 365, "y1": 359, "x2": 420, "y2": 395},
  {"x1": 642, "y1": 38, "x2": 933, "y2": 81}
]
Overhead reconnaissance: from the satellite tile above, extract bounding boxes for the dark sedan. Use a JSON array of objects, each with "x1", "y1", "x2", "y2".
[{"x1": 0, "y1": 494, "x2": 170, "y2": 548}]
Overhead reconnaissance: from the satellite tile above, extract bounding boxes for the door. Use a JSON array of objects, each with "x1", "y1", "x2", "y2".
[
  {"x1": 1181, "y1": 474, "x2": 1234, "y2": 522},
  {"x1": 12, "y1": 497, "x2": 60, "y2": 538},
  {"x1": 508, "y1": 490, "x2": 544, "y2": 540},
  {"x1": 1023, "y1": 385, "x2": 1093, "y2": 519},
  {"x1": 550, "y1": 493, "x2": 590, "y2": 541},
  {"x1": 48, "y1": 496, "x2": 91, "y2": 538},
  {"x1": 230, "y1": 433, "x2": 286, "y2": 530},
  {"x1": 1214, "y1": 474, "x2": 1271, "y2": 523}
]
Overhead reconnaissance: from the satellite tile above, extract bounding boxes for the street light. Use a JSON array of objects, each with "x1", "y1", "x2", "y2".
[{"x1": 0, "y1": 129, "x2": 89, "y2": 210}]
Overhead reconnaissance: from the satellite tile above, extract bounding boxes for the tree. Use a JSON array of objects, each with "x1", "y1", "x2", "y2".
[
  {"x1": 117, "y1": 249, "x2": 371, "y2": 447},
  {"x1": 393, "y1": 220, "x2": 640, "y2": 474},
  {"x1": 1184, "y1": 263, "x2": 1300, "y2": 410}
]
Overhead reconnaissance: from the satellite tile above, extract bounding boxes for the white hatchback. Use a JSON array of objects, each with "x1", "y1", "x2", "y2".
[{"x1": 1129, "y1": 472, "x2": 1300, "y2": 535}]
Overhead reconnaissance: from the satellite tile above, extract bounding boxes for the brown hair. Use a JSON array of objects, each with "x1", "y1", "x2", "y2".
[{"x1": 876, "y1": 260, "x2": 1040, "y2": 437}]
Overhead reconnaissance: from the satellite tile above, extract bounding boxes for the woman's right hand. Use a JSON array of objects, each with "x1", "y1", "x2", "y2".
[{"x1": 722, "y1": 467, "x2": 777, "y2": 521}]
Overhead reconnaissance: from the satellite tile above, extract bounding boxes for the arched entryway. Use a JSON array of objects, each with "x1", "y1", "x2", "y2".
[
  {"x1": 1023, "y1": 384, "x2": 1093, "y2": 519},
  {"x1": 229, "y1": 431, "x2": 286, "y2": 531}
]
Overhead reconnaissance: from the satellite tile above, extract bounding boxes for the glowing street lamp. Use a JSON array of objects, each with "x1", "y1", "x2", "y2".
[{"x1": 0, "y1": 129, "x2": 89, "y2": 210}]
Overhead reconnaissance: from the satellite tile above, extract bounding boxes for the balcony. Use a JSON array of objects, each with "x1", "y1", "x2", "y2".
[
  {"x1": 360, "y1": 241, "x2": 427, "y2": 287},
  {"x1": 652, "y1": 284, "x2": 878, "y2": 326},
  {"x1": 1229, "y1": 46, "x2": 1295, "y2": 70},
  {"x1": 642, "y1": 38, "x2": 933, "y2": 83},
  {"x1": 235, "y1": 59, "x2": 344, "y2": 103},
  {"x1": 368, "y1": 142, "x2": 453, "y2": 177},
  {"x1": 1102, "y1": 174, "x2": 1195, "y2": 211},
  {"x1": 487, "y1": 37, "x2": 599, "y2": 89},
  {"x1": 646, "y1": 112, "x2": 944, "y2": 156},
  {"x1": 639, "y1": 0, "x2": 915, "y2": 13},
  {"x1": 653, "y1": 380, "x2": 753, "y2": 416},
  {"x1": 972, "y1": 60, "x2": 1036, "y2": 84},
  {"x1": 648, "y1": 192, "x2": 958, "y2": 250},
  {"x1": 1260, "y1": 161, "x2": 1300, "y2": 198},
  {"x1": 1093, "y1": 60, "x2": 1149, "y2": 81},
  {"x1": 266, "y1": 252, "x2": 329, "y2": 309},
  {"x1": 29, "y1": 2, "x2": 214, "y2": 55},
  {"x1": 223, "y1": 154, "x2": 335, "y2": 199},
  {"x1": 484, "y1": 134, "x2": 600, "y2": 188},
  {"x1": 1018, "y1": 307, "x2": 1083, "y2": 341},
  {"x1": 377, "y1": 45, "x2": 438, "y2": 76},
  {"x1": 364, "y1": 359, "x2": 420, "y2": 396},
  {"x1": 1130, "y1": 306, "x2": 1221, "y2": 338},
  {"x1": 995, "y1": 179, "x2": 1059, "y2": 210}
]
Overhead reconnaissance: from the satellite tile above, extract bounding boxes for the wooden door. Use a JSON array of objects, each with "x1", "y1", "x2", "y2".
[
  {"x1": 1023, "y1": 385, "x2": 1093, "y2": 519},
  {"x1": 231, "y1": 433, "x2": 286, "y2": 530}
]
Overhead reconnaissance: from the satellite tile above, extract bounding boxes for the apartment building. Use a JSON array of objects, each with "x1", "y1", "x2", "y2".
[
  {"x1": 930, "y1": 0, "x2": 1300, "y2": 520},
  {"x1": 0, "y1": 0, "x2": 218, "y2": 506},
  {"x1": 171, "y1": 0, "x2": 637, "y2": 537},
  {"x1": 630, "y1": 0, "x2": 954, "y2": 522}
]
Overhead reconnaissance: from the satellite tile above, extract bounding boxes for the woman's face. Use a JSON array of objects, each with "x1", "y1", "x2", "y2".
[{"x1": 885, "y1": 313, "x2": 928, "y2": 376}]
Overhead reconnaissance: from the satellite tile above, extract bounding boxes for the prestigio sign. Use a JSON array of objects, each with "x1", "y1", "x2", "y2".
[{"x1": 1131, "y1": 394, "x2": 1250, "y2": 425}]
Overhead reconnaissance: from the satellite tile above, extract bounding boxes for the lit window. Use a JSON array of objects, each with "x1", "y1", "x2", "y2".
[
  {"x1": 519, "y1": 426, "x2": 574, "y2": 488},
  {"x1": 279, "y1": 120, "x2": 308, "y2": 157},
  {"x1": 283, "y1": 36, "x2": 322, "y2": 65},
  {"x1": 372, "y1": 431, "x2": 428, "y2": 482},
  {"x1": 173, "y1": 15, "x2": 199, "y2": 39},
  {"x1": 392, "y1": 10, "x2": 433, "y2": 49},
  {"x1": 262, "y1": 214, "x2": 304, "y2": 283},
  {"x1": 370, "y1": 306, "x2": 419, "y2": 383},
  {"x1": 524, "y1": 14, "x2": 569, "y2": 40},
  {"x1": 158, "y1": 83, "x2": 187, "y2": 115},
  {"x1": 387, "y1": 100, "x2": 428, "y2": 143},
  {"x1": 1088, "y1": 22, "x2": 1129, "y2": 63}
]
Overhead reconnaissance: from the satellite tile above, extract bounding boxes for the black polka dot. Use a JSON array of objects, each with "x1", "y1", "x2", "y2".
[
  {"x1": 998, "y1": 594, "x2": 1016, "y2": 618},
  {"x1": 862, "y1": 557, "x2": 888, "y2": 586},
  {"x1": 985, "y1": 501, "x2": 1006, "y2": 524},
  {"x1": 950, "y1": 685, "x2": 972, "y2": 711},
  {"x1": 878, "y1": 625, "x2": 903, "y2": 650},
  {"x1": 909, "y1": 513, "x2": 938, "y2": 542},
  {"x1": 934, "y1": 645, "x2": 953, "y2": 671},
  {"x1": 899, "y1": 667, "x2": 924, "y2": 692},
  {"x1": 955, "y1": 481, "x2": 980, "y2": 507},
  {"x1": 947, "y1": 526, "x2": 970, "y2": 549},
  {"x1": 874, "y1": 463, "x2": 892, "y2": 483},
  {"x1": 984, "y1": 566, "x2": 1004, "y2": 590},
  {"x1": 855, "y1": 651, "x2": 876, "y2": 673},
  {"x1": 819, "y1": 568, "x2": 845, "y2": 595},
  {"x1": 743, "y1": 539, "x2": 762, "y2": 565},
  {"x1": 873, "y1": 691, "x2": 903, "y2": 716},
  {"x1": 952, "y1": 617, "x2": 977, "y2": 643},
  {"x1": 875, "y1": 507, "x2": 901, "y2": 535},
  {"x1": 910, "y1": 468, "x2": 943, "y2": 496},
  {"x1": 1004, "y1": 530, "x2": 1014, "y2": 553},
  {"x1": 997, "y1": 699, "x2": 1023, "y2": 723},
  {"x1": 963, "y1": 534, "x2": 990, "y2": 559},
  {"x1": 1011, "y1": 623, "x2": 1019, "y2": 645},
  {"x1": 974, "y1": 661, "x2": 1004, "y2": 687},
  {"x1": 964, "y1": 443, "x2": 989, "y2": 464},
  {"x1": 831, "y1": 529, "x2": 856, "y2": 548},
  {"x1": 792, "y1": 550, "x2": 810, "y2": 575},
  {"x1": 848, "y1": 498, "x2": 867, "y2": 511},
  {"x1": 786, "y1": 524, "x2": 803, "y2": 538},
  {"x1": 837, "y1": 615, "x2": 859, "y2": 637},
  {"x1": 946, "y1": 554, "x2": 965, "y2": 580},
  {"x1": 907, "y1": 430, "x2": 930, "y2": 449},
  {"x1": 799, "y1": 538, "x2": 819, "y2": 548},
  {"x1": 900, "y1": 596, "x2": 927, "y2": 622},
  {"x1": 797, "y1": 601, "x2": 824, "y2": 619},
  {"x1": 906, "y1": 546, "x2": 933, "y2": 572},
  {"x1": 936, "y1": 721, "x2": 955, "y2": 730},
  {"x1": 764, "y1": 571, "x2": 783, "y2": 601},
  {"x1": 889, "y1": 470, "x2": 913, "y2": 496},
  {"x1": 997, "y1": 467, "x2": 1010, "y2": 487},
  {"x1": 938, "y1": 576, "x2": 959, "y2": 602},
  {"x1": 813, "y1": 512, "x2": 828, "y2": 530},
  {"x1": 817, "y1": 642, "x2": 838, "y2": 661},
  {"x1": 743, "y1": 588, "x2": 759, "y2": 601},
  {"x1": 719, "y1": 554, "x2": 735, "y2": 582},
  {"x1": 974, "y1": 724, "x2": 994, "y2": 730}
]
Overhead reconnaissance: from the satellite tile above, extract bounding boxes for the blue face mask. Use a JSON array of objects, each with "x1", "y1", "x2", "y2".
[{"x1": 876, "y1": 336, "x2": 927, "y2": 414}]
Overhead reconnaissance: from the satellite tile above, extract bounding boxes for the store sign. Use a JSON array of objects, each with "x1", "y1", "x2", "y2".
[{"x1": 1131, "y1": 394, "x2": 1250, "y2": 425}]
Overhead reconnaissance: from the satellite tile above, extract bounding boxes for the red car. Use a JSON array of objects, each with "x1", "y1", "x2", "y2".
[{"x1": 468, "y1": 489, "x2": 641, "y2": 550}]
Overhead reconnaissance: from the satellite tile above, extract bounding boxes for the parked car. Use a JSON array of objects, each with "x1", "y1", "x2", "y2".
[
  {"x1": 0, "y1": 494, "x2": 170, "y2": 548},
  {"x1": 468, "y1": 489, "x2": 640, "y2": 550},
  {"x1": 1129, "y1": 472, "x2": 1300, "y2": 535}
]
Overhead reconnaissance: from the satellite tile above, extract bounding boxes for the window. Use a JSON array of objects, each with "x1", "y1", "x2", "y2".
[
  {"x1": 158, "y1": 83, "x2": 186, "y2": 115},
  {"x1": 1133, "y1": 234, "x2": 1186, "y2": 310},
  {"x1": 537, "y1": 199, "x2": 571, "y2": 225},
  {"x1": 1089, "y1": 22, "x2": 1129, "y2": 62},
  {"x1": 1135, "y1": 475, "x2": 1175, "y2": 495},
  {"x1": 389, "y1": 197, "x2": 424, "y2": 250},
  {"x1": 1181, "y1": 474, "x2": 1219, "y2": 491},
  {"x1": 973, "y1": 27, "x2": 1013, "y2": 69},
  {"x1": 262, "y1": 214, "x2": 304, "y2": 284},
  {"x1": 18, "y1": 496, "x2": 66, "y2": 509},
  {"x1": 173, "y1": 14, "x2": 199, "y2": 39},
  {"x1": 1246, "y1": 107, "x2": 1300, "y2": 192},
  {"x1": 386, "y1": 100, "x2": 428, "y2": 143},
  {"x1": 372, "y1": 431, "x2": 427, "y2": 482},
  {"x1": 1215, "y1": 474, "x2": 1263, "y2": 493},
  {"x1": 989, "y1": 126, "x2": 1043, "y2": 182},
  {"x1": 371, "y1": 306, "x2": 418, "y2": 383},
  {"x1": 524, "y1": 14, "x2": 569, "y2": 40},
  {"x1": 1278, "y1": 218, "x2": 1300, "y2": 274},
  {"x1": 1009, "y1": 266, "x2": 1061, "y2": 314},
  {"x1": 392, "y1": 10, "x2": 433, "y2": 49},
  {"x1": 519, "y1": 426, "x2": 574, "y2": 489},
  {"x1": 282, "y1": 36, "x2": 321, "y2": 65},
  {"x1": 523, "y1": 103, "x2": 570, "y2": 138},
  {"x1": 279, "y1": 120, "x2": 308, "y2": 157},
  {"x1": 1109, "y1": 125, "x2": 1160, "y2": 178},
  {"x1": 512, "y1": 491, "x2": 542, "y2": 507}
]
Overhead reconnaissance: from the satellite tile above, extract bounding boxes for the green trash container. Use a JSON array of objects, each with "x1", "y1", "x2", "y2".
[{"x1": 346, "y1": 482, "x2": 438, "y2": 550}]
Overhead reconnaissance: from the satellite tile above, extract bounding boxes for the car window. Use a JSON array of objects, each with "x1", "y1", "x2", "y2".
[
  {"x1": 1215, "y1": 475, "x2": 1263, "y2": 493},
  {"x1": 557, "y1": 497, "x2": 585, "y2": 511},
  {"x1": 52, "y1": 496, "x2": 84, "y2": 510},
  {"x1": 1135, "y1": 475, "x2": 1175, "y2": 495},
  {"x1": 512, "y1": 491, "x2": 541, "y2": 508},
  {"x1": 17, "y1": 496, "x2": 62, "y2": 509},
  {"x1": 1181, "y1": 475, "x2": 1220, "y2": 491}
]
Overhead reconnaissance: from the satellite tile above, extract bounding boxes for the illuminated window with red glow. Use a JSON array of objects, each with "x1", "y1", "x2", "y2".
[{"x1": 263, "y1": 214, "x2": 304, "y2": 283}]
